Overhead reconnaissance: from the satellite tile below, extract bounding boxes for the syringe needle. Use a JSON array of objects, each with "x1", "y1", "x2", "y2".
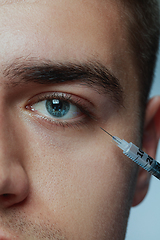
[
  {"x1": 100, "y1": 127, "x2": 122, "y2": 144},
  {"x1": 100, "y1": 127, "x2": 113, "y2": 138}
]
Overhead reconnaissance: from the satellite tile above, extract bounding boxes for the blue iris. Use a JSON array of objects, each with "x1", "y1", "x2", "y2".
[{"x1": 45, "y1": 99, "x2": 70, "y2": 118}]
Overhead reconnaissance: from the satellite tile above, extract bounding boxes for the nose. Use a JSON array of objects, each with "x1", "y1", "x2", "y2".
[
  {"x1": 0, "y1": 162, "x2": 29, "y2": 208},
  {"x1": 0, "y1": 123, "x2": 29, "y2": 208}
]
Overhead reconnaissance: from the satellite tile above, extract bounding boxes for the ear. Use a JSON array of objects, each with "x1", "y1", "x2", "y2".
[{"x1": 132, "y1": 96, "x2": 160, "y2": 207}]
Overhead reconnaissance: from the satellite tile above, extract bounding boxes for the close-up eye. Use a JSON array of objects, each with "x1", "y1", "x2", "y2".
[
  {"x1": 26, "y1": 92, "x2": 95, "y2": 127},
  {"x1": 31, "y1": 98, "x2": 82, "y2": 121}
]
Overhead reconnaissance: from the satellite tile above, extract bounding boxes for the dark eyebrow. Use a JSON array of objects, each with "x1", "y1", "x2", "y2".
[{"x1": 3, "y1": 58, "x2": 124, "y2": 105}]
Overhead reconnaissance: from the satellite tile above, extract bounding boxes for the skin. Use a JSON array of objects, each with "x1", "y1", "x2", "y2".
[{"x1": 0, "y1": 0, "x2": 160, "y2": 239}]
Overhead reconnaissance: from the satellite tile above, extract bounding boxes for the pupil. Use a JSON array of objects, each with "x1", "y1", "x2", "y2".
[{"x1": 46, "y1": 99, "x2": 70, "y2": 118}]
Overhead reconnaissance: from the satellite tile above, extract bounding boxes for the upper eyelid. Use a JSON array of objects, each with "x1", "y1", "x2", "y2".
[
  {"x1": 26, "y1": 91, "x2": 94, "y2": 109},
  {"x1": 27, "y1": 92, "x2": 72, "y2": 105}
]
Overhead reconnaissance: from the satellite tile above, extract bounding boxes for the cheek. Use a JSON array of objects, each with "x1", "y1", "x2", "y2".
[{"x1": 22, "y1": 125, "x2": 137, "y2": 237}]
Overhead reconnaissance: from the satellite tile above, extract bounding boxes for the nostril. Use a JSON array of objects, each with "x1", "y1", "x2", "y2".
[
  {"x1": 0, "y1": 194, "x2": 17, "y2": 208},
  {"x1": 2, "y1": 193, "x2": 13, "y2": 200},
  {"x1": 2, "y1": 193, "x2": 16, "y2": 201},
  {"x1": 3, "y1": 194, "x2": 9, "y2": 197}
]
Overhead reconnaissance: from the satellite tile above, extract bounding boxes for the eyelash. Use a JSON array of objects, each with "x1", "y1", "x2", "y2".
[{"x1": 25, "y1": 92, "x2": 96, "y2": 129}]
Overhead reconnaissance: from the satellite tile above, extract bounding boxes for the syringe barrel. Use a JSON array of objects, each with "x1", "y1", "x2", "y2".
[
  {"x1": 124, "y1": 143, "x2": 160, "y2": 180},
  {"x1": 148, "y1": 161, "x2": 160, "y2": 179}
]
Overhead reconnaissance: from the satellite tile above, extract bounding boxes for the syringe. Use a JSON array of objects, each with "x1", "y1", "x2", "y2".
[{"x1": 100, "y1": 127, "x2": 160, "y2": 180}]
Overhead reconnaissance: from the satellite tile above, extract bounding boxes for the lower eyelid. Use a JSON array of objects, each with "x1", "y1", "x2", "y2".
[{"x1": 26, "y1": 107, "x2": 91, "y2": 130}]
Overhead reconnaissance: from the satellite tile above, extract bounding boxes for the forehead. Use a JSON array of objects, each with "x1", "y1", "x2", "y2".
[
  {"x1": 0, "y1": 0, "x2": 122, "y2": 26},
  {"x1": 0, "y1": 0, "x2": 137, "y2": 94},
  {"x1": 0, "y1": 0, "x2": 36, "y2": 4},
  {"x1": 0, "y1": 0, "x2": 126, "y2": 63}
]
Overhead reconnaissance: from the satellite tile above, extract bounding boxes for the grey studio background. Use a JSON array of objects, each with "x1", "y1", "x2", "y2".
[{"x1": 126, "y1": 46, "x2": 160, "y2": 239}]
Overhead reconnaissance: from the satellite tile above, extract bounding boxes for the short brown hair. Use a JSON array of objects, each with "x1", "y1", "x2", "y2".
[{"x1": 121, "y1": 0, "x2": 160, "y2": 108}]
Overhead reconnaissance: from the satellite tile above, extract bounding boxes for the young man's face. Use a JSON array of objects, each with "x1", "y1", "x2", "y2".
[{"x1": 0, "y1": 0, "x2": 145, "y2": 239}]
